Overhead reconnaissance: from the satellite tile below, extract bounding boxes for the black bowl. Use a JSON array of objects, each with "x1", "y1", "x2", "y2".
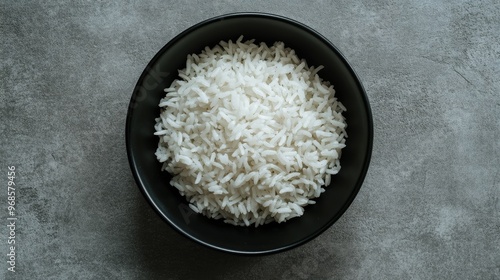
[{"x1": 126, "y1": 12, "x2": 373, "y2": 255}]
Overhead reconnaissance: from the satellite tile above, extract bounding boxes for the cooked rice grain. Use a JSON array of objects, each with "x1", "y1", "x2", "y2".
[{"x1": 155, "y1": 36, "x2": 347, "y2": 227}]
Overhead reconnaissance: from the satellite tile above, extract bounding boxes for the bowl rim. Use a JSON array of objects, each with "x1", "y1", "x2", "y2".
[{"x1": 126, "y1": 12, "x2": 373, "y2": 255}]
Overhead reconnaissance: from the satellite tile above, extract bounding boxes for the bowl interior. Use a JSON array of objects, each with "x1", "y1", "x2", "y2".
[{"x1": 126, "y1": 13, "x2": 372, "y2": 254}]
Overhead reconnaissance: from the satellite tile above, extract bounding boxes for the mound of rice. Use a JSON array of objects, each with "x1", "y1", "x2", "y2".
[{"x1": 154, "y1": 36, "x2": 347, "y2": 227}]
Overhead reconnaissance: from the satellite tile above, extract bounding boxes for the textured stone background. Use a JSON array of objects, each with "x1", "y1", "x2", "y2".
[{"x1": 1, "y1": 1, "x2": 499, "y2": 279}]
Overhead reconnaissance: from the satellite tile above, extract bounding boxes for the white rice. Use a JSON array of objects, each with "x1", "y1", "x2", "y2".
[{"x1": 154, "y1": 36, "x2": 347, "y2": 227}]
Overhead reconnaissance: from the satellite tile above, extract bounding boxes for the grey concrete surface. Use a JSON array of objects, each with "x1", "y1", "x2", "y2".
[{"x1": 1, "y1": 0, "x2": 499, "y2": 279}]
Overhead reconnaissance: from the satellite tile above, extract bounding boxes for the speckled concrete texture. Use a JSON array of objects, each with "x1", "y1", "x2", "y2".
[{"x1": 1, "y1": 1, "x2": 499, "y2": 279}]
